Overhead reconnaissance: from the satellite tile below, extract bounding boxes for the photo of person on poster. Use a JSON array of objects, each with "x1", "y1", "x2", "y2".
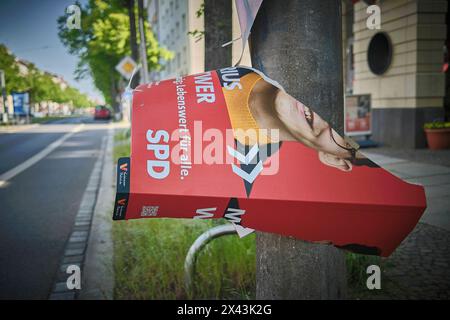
[{"x1": 218, "y1": 67, "x2": 378, "y2": 172}]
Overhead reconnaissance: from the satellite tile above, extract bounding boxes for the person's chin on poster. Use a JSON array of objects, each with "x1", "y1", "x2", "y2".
[{"x1": 248, "y1": 78, "x2": 375, "y2": 172}]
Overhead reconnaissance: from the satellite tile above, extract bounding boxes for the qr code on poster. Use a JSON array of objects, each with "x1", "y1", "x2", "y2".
[{"x1": 141, "y1": 206, "x2": 159, "y2": 217}]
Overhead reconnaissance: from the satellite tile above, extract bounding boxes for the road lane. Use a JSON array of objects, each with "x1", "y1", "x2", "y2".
[
  {"x1": 0, "y1": 124, "x2": 84, "y2": 188},
  {"x1": 0, "y1": 128, "x2": 68, "y2": 175},
  {"x1": 0, "y1": 118, "x2": 109, "y2": 299},
  {"x1": 0, "y1": 117, "x2": 97, "y2": 175}
]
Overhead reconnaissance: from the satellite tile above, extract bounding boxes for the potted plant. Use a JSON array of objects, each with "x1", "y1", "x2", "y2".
[{"x1": 424, "y1": 122, "x2": 450, "y2": 150}]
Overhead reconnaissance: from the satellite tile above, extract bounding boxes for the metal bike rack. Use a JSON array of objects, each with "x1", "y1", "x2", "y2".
[{"x1": 184, "y1": 224, "x2": 237, "y2": 293}]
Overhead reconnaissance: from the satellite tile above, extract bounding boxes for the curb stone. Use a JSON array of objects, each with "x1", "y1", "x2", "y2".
[{"x1": 48, "y1": 132, "x2": 108, "y2": 300}]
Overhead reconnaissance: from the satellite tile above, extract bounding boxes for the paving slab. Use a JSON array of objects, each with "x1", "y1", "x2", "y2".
[
  {"x1": 421, "y1": 197, "x2": 450, "y2": 231},
  {"x1": 382, "y1": 162, "x2": 450, "y2": 179},
  {"x1": 362, "y1": 152, "x2": 407, "y2": 166},
  {"x1": 406, "y1": 174, "x2": 450, "y2": 187}
]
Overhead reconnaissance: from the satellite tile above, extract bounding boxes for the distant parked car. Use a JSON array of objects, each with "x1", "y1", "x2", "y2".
[{"x1": 94, "y1": 105, "x2": 111, "y2": 120}]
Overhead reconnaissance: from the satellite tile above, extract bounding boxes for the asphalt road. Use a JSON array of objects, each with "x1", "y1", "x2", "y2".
[{"x1": 0, "y1": 117, "x2": 110, "y2": 299}]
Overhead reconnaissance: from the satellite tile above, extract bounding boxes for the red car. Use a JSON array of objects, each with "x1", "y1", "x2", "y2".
[{"x1": 94, "y1": 105, "x2": 111, "y2": 120}]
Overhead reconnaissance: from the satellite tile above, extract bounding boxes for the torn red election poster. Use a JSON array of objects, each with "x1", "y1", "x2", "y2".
[{"x1": 113, "y1": 66, "x2": 426, "y2": 257}]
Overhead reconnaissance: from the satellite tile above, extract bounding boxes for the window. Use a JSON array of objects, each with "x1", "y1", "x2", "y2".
[
  {"x1": 367, "y1": 32, "x2": 392, "y2": 76},
  {"x1": 182, "y1": 14, "x2": 186, "y2": 29}
]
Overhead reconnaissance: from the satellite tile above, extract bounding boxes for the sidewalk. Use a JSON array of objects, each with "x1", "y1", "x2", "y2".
[
  {"x1": 0, "y1": 123, "x2": 38, "y2": 133},
  {"x1": 362, "y1": 148, "x2": 450, "y2": 299}
]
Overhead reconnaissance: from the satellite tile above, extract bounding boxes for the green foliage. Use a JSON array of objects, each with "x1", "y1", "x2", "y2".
[
  {"x1": 424, "y1": 122, "x2": 450, "y2": 130},
  {"x1": 346, "y1": 252, "x2": 380, "y2": 286},
  {"x1": 196, "y1": 2, "x2": 205, "y2": 18},
  {"x1": 0, "y1": 44, "x2": 93, "y2": 108},
  {"x1": 187, "y1": 1, "x2": 205, "y2": 42},
  {"x1": 187, "y1": 30, "x2": 205, "y2": 42},
  {"x1": 57, "y1": 0, "x2": 172, "y2": 106},
  {"x1": 114, "y1": 218, "x2": 256, "y2": 299},
  {"x1": 0, "y1": 45, "x2": 31, "y2": 93},
  {"x1": 114, "y1": 128, "x2": 131, "y2": 144},
  {"x1": 112, "y1": 135, "x2": 255, "y2": 299},
  {"x1": 31, "y1": 115, "x2": 75, "y2": 124}
]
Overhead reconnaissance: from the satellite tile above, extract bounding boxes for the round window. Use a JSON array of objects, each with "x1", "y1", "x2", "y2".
[{"x1": 367, "y1": 32, "x2": 393, "y2": 75}]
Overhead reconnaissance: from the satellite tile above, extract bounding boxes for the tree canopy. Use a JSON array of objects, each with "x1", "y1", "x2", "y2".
[
  {"x1": 0, "y1": 44, "x2": 93, "y2": 108},
  {"x1": 57, "y1": 0, "x2": 172, "y2": 108}
]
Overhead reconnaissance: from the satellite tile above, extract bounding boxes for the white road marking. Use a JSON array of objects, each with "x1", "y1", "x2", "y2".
[{"x1": 0, "y1": 124, "x2": 84, "y2": 188}]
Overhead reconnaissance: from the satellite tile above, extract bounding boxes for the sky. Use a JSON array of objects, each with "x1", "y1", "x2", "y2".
[{"x1": 0, "y1": 0, "x2": 105, "y2": 103}]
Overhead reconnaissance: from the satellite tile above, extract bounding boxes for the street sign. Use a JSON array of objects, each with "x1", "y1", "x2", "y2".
[
  {"x1": 115, "y1": 56, "x2": 137, "y2": 80},
  {"x1": 113, "y1": 67, "x2": 426, "y2": 257}
]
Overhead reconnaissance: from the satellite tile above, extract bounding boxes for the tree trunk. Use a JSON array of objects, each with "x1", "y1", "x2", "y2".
[
  {"x1": 204, "y1": 0, "x2": 232, "y2": 70},
  {"x1": 110, "y1": 72, "x2": 120, "y2": 113},
  {"x1": 126, "y1": 0, "x2": 140, "y2": 87},
  {"x1": 250, "y1": 0, "x2": 347, "y2": 299}
]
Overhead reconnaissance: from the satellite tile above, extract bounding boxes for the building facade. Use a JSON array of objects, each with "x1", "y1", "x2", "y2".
[
  {"x1": 148, "y1": 0, "x2": 205, "y2": 80},
  {"x1": 148, "y1": 0, "x2": 252, "y2": 80},
  {"x1": 345, "y1": 0, "x2": 448, "y2": 148}
]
